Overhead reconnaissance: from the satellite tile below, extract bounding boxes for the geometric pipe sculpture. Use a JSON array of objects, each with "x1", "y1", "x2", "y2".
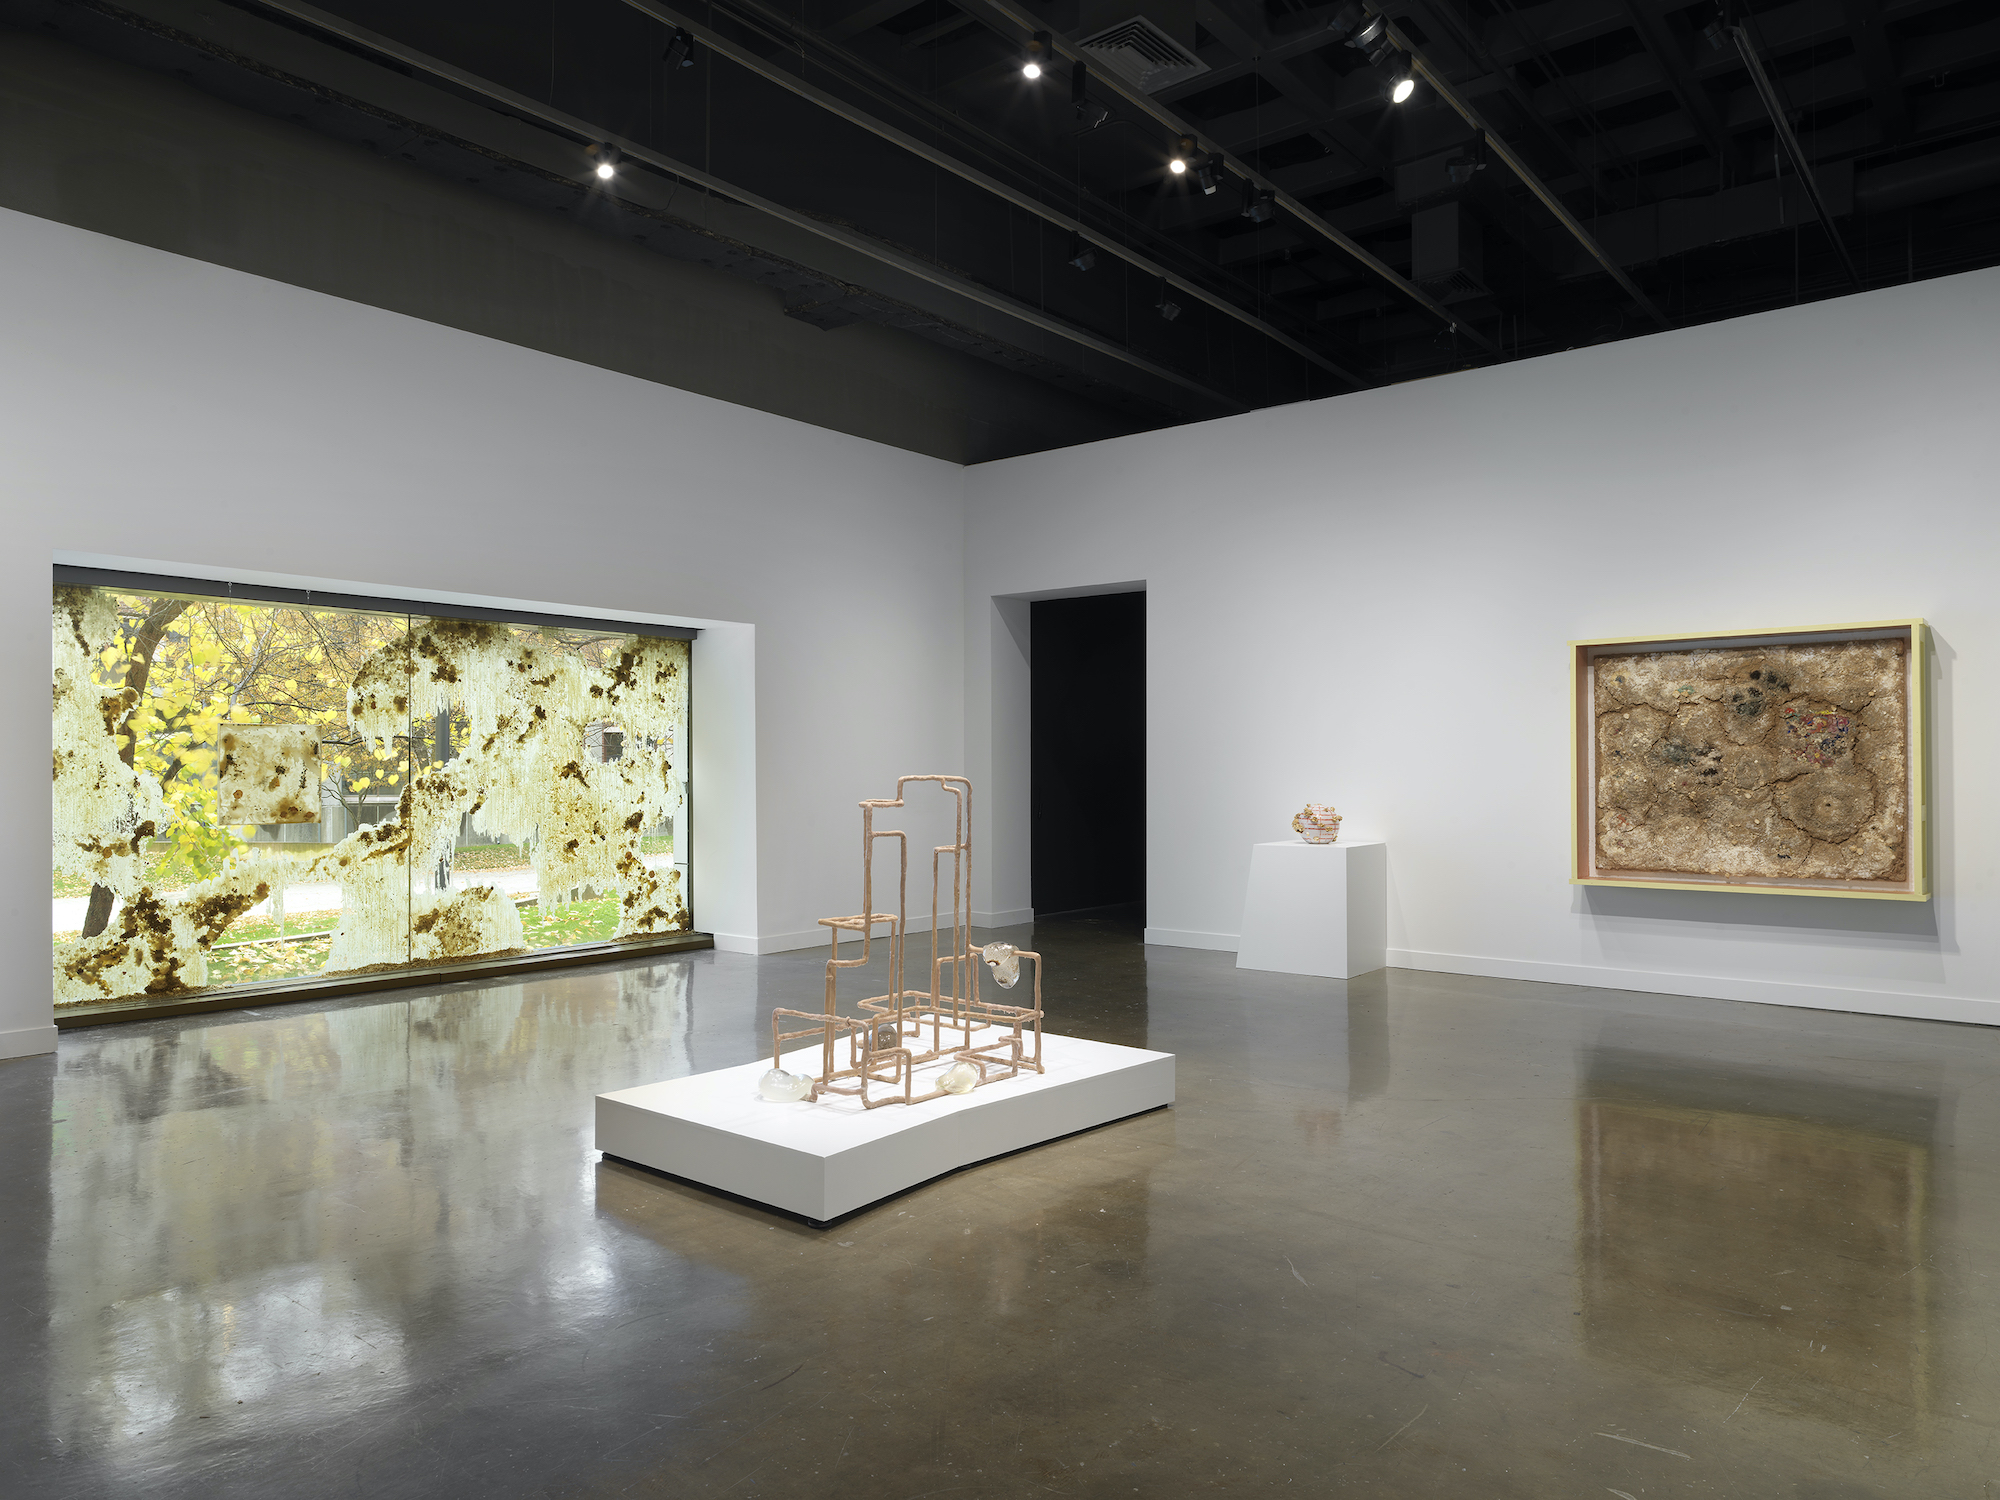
[{"x1": 768, "y1": 775, "x2": 1045, "y2": 1109}]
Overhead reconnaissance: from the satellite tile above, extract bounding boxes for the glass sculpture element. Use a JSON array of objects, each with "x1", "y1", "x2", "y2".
[
  {"x1": 767, "y1": 776, "x2": 1045, "y2": 1109},
  {"x1": 759, "y1": 1068, "x2": 813, "y2": 1102},
  {"x1": 981, "y1": 941, "x2": 1021, "y2": 989}
]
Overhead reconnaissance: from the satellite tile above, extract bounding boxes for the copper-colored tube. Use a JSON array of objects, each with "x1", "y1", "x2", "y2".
[{"x1": 769, "y1": 777, "x2": 1044, "y2": 1109}]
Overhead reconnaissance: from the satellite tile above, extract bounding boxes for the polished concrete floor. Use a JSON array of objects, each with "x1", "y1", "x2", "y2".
[{"x1": 4, "y1": 911, "x2": 1996, "y2": 1498}]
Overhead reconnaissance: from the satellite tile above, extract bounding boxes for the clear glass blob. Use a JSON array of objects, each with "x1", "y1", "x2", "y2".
[
  {"x1": 869, "y1": 1021, "x2": 900, "y2": 1052},
  {"x1": 758, "y1": 1067, "x2": 811, "y2": 1102},
  {"x1": 981, "y1": 941, "x2": 1021, "y2": 990},
  {"x1": 939, "y1": 1060, "x2": 980, "y2": 1095}
]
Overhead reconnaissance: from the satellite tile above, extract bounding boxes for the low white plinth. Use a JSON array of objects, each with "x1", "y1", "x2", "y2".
[
  {"x1": 1235, "y1": 839, "x2": 1387, "y2": 979},
  {"x1": 596, "y1": 1032, "x2": 1175, "y2": 1222}
]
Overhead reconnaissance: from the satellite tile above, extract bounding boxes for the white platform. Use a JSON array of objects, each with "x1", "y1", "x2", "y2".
[
  {"x1": 1235, "y1": 839, "x2": 1388, "y2": 979},
  {"x1": 596, "y1": 1032, "x2": 1175, "y2": 1222}
]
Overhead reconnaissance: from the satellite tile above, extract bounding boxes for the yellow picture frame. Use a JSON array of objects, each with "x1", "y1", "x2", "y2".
[{"x1": 1571, "y1": 620, "x2": 1930, "y2": 900}]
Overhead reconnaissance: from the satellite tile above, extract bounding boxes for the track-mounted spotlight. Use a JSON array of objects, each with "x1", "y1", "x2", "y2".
[
  {"x1": 1447, "y1": 132, "x2": 1487, "y2": 185},
  {"x1": 1067, "y1": 232, "x2": 1096, "y2": 271},
  {"x1": 661, "y1": 26, "x2": 694, "y2": 70},
  {"x1": 1070, "y1": 60, "x2": 1110, "y2": 128},
  {"x1": 590, "y1": 144, "x2": 620, "y2": 180},
  {"x1": 1700, "y1": 3, "x2": 1732, "y2": 51},
  {"x1": 1195, "y1": 159, "x2": 1218, "y2": 195},
  {"x1": 1242, "y1": 188, "x2": 1276, "y2": 224},
  {"x1": 1325, "y1": 1, "x2": 1367, "y2": 43},
  {"x1": 1155, "y1": 280, "x2": 1182, "y2": 322},
  {"x1": 1347, "y1": 13, "x2": 1395, "y2": 66},
  {"x1": 1347, "y1": 10, "x2": 1413, "y2": 99},
  {"x1": 1023, "y1": 30, "x2": 1051, "y2": 80},
  {"x1": 1168, "y1": 136, "x2": 1195, "y2": 176}
]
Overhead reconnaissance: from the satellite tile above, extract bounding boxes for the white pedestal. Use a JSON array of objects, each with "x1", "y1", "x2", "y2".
[
  {"x1": 596, "y1": 1032, "x2": 1175, "y2": 1222},
  {"x1": 1235, "y1": 839, "x2": 1387, "y2": 979}
]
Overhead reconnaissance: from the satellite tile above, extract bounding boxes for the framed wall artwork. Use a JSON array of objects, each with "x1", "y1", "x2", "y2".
[{"x1": 1571, "y1": 620, "x2": 1929, "y2": 900}]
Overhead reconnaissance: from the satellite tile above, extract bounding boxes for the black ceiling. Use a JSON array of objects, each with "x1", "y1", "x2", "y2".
[{"x1": 12, "y1": 0, "x2": 2000, "y2": 436}]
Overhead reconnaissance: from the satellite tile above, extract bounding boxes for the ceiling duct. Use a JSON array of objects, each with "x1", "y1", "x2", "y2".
[
  {"x1": 1411, "y1": 202, "x2": 1487, "y2": 304},
  {"x1": 1077, "y1": 15, "x2": 1209, "y2": 95}
]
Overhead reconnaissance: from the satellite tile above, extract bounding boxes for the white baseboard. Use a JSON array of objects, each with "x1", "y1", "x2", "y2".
[
  {"x1": 1389, "y1": 948, "x2": 2000, "y2": 1027},
  {"x1": 1, "y1": 1022, "x2": 59, "y2": 1059},
  {"x1": 1144, "y1": 927, "x2": 1240, "y2": 953}
]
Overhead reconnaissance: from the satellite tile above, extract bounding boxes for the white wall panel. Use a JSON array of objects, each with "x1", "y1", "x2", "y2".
[
  {"x1": 965, "y1": 267, "x2": 2000, "y2": 1024},
  {"x1": 0, "y1": 208, "x2": 966, "y2": 1056}
]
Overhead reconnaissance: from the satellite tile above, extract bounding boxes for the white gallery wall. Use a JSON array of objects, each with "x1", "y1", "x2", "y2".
[
  {"x1": 965, "y1": 266, "x2": 2000, "y2": 1027},
  {"x1": 0, "y1": 207, "x2": 967, "y2": 1059},
  {"x1": 5, "y1": 202, "x2": 1997, "y2": 1060}
]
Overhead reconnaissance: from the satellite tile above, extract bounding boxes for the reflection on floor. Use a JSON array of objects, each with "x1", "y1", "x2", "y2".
[
  {"x1": 1580, "y1": 1045, "x2": 1937, "y2": 1436},
  {"x1": 2, "y1": 909, "x2": 1994, "y2": 1498}
]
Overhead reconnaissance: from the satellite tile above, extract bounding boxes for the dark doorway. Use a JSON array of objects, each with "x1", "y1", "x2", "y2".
[{"x1": 1031, "y1": 591, "x2": 1145, "y2": 917}]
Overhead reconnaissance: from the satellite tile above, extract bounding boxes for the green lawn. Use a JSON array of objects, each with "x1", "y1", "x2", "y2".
[{"x1": 58, "y1": 892, "x2": 634, "y2": 986}]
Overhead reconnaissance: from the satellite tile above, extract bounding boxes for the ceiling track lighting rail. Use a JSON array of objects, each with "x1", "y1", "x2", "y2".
[
  {"x1": 1726, "y1": 18, "x2": 1865, "y2": 292},
  {"x1": 691, "y1": 0, "x2": 1208, "y2": 278},
  {"x1": 968, "y1": 0, "x2": 1498, "y2": 354},
  {"x1": 1369, "y1": 11, "x2": 1673, "y2": 330},
  {"x1": 235, "y1": 0, "x2": 1247, "y2": 414},
  {"x1": 612, "y1": 0, "x2": 1364, "y2": 388}
]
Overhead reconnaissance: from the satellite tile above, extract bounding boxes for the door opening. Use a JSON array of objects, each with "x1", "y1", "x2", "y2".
[{"x1": 1030, "y1": 591, "x2": 1145, "y2": 918}]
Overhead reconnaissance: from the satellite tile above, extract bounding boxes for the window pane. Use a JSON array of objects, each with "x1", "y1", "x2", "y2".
[
  {"x1": 54, "y1": 587, "x2": 688, "y2": 1011},
  {"x1": 403, "y1": 617, "x2": 690, "y2": 958}
]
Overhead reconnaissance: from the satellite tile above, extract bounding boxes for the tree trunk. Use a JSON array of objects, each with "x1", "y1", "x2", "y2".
[
  {"x1": 433, "y1": 706, "x2": 454, "y2": 892},
  {"x1": 81, "y1": 883, "x2": 115, "y2": 938},
  {"x1": 80, "y1": 599, "x2": 191, "y2": 939}
]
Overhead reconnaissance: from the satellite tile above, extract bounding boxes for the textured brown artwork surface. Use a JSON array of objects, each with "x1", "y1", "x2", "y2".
[
  {"x1": 215, "y1": 725, "x2": 320, "y2": 824},
  {"x1": 1593, "y1": 638, "x2": 1908, "y2": 882}
]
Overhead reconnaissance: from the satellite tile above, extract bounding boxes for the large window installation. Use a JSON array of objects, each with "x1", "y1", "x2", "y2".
[{"x1": 52, "y1": 572, "x2": 694, "y2": 1013}]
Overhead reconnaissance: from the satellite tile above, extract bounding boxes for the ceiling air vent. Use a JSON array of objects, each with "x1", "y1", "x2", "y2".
[
  {"x1": 1411, "y1": 202, "x2": 1489, "y2": 304},
  {"x1": 1078, "y1": 16, "x2": 1209, "y2": 95}
]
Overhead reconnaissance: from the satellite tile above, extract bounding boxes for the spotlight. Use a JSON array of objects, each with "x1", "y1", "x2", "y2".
[
  {"x1": 1195, "y1": 159, "x2": 1218, "y2": 195},
  {"x1": 1700, "y1": 4, "x2": 1732, "y2": 51},
  {"x1": 1242, "y1": 188, "x2": 1276, "y2": 224},
  {"x1": 1447, "y1": 132, "x2": 1487, "y2": 185},
  {"x1": 590, "y1": 144, "x2": 620, "y2": 180},
  {"x1": 1389, "y1": 67, "x2": 1416, "y2": 104},
  {"x1": 1070, "y1": 58, "x2": 1111, "y2": 128},
  {"x1": 1156, "y1": 280, "x2": 1182, "y2": 321},
  {"x1": 1169, "y1": 135, "x2": 1195, "y2": 176},
  {"x1": 1067, "y1": 232, "x2": 1096, "y2": 271},
  {"x1": 1347, "y1": 13, "x2": 1395, "y2": 66},
  {"x1": 1023, "y1": 30, "x2": 1050, "y2": 80},
  {"x1": 661, "y1": 26, "x2": 694, "y2": 70},
  {"x1": 1325, "y1": 0, "x2": 1367, "y2": 43}
]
